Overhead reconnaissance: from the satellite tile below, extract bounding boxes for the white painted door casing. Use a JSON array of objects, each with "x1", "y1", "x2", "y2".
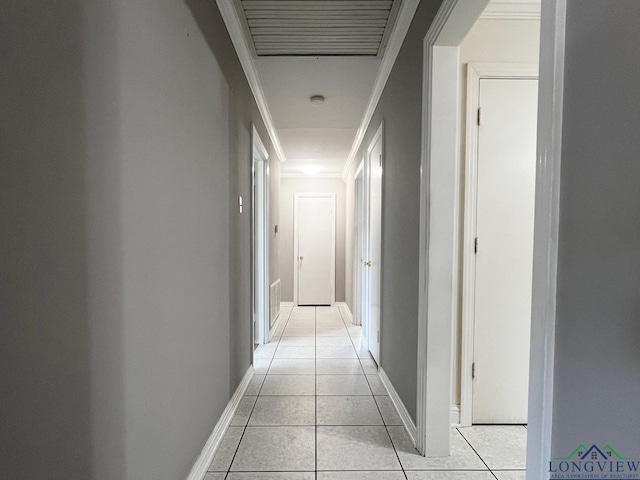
[{"x1": 366, "y1": 126, "x2": 383, "y2": 364}]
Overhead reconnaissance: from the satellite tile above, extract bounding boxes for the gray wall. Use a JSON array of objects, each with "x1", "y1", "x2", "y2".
[
  {"x1": 280, "y1": 178, "x2": 346, "y2": 303},
  {"x1": 1, "y1": 0, "x2": 270, "y2": 478},
  {"x1": 551, "y1": 0, "x2": 640, "y2": 458},
  {"x1": 346, "y1": 0, "x2": 443, "y2": 421},
  {"x1": 0, "y1": 1, "x2": 92, "y2": 477}
]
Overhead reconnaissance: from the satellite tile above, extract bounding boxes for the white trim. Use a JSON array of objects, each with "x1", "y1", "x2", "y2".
[
  {"x1": 185, "y1": 367, "x2": 254, "y2": 480},
  {"x1": 293, "y1": 193, "x2": 337, "y2": 306},
  {"x1": 480, "y1": 1, "x2": 541, "y2": 20},
  {"x1": 364, "y1": 123, "x2": 384, "y2": 364},
  {"x1": 459, "y1": 62, "x2": 538, "y2": 427},
  {"x1": 280, "y1": 172, "x2": 344, "y2": 179},
  {"x1": 379, "y1": 368, "x2": 417, "y2": 446},
  {"x1": 252, "y1": 126, "x2": 270, "y2": 345},
  {"x1": 341, "y1": 0, "x2": 421, "y2": 181},
  {"x1": 352, "y1": 160, "x2": 365, "y2": 328},
  {"x1": 416, "y1": 0, "x2": 491, "y2": 457},
  {"x1": 252, "y1": 124, "x2": 269, "y2": 161},
  {"x1": 336, "y1": 302, "x2": 354, "y2": 325},
  {"x1": 215, "y1": 0, "x2": 286, "y2": 164},
  {"x1": 354, "y1": 160, "x2": 364, "y2": 179},
  {"x1": 526, "y1": 1, "x2": 565, "y2": 479},
  {"x1": 280, "y1": 301, "x2": 294, "y2": 308},
  {"x1": 451, "y1": 404, "x2": 461, "y2": 426},
  {"x1": 268, "y1": 307, "x2": 285, "y2": 342}
]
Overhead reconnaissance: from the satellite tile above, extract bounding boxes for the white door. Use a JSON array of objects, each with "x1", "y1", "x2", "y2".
[
  {"x1": 472, "y1": 78, "x2": 538, "y2": 423},
  {"x1": 295, "y1": 195, "x2": 335, "y2": 306},
  {"x1": 353, "y1": 166, "x2": 365, "y2": 326},
  {"x1": 366, "y1": 130, "x2": 383, "y2": 364}
]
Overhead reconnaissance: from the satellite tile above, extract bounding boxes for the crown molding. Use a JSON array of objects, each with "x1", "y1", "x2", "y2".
[
  {"x1": 342, "y1": 0, "x2": 422, "y2": 181},
  {"x1": 480, "y1": 1, "x2": 541, "y2": 20},
  {"x1": 216, "y1": 0, "x2": 287, "y2": 163},
  {"x1": 281, "y1": 172, "x2": 344, "y2": 179}
]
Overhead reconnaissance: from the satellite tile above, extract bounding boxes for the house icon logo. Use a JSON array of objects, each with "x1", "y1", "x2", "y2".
[{"x1": 549, "y1": 444, "x2": 640, "y2": 479}]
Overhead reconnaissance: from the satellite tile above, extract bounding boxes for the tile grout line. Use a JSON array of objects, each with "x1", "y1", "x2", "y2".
[
  {"x1": 345, "y1": 308, "x2": 410, "y2": 478},
  {"x1": 344, "y1": 306, "x2": 408, "y2": 478},
  {"x1": 225, "y1": 306, "x2": 291, "y2": 478},
  {"x1": 314, "y1": 306, "x2": 318, "y2": 480},
  {"x1": 456, "y1": 427, "x2": 500, "y2": 479},
  {"x1": 224, "y1": 306, "x2": 295, "y2": 477}
]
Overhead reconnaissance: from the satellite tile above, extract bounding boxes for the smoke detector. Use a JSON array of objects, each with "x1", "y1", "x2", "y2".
[{"x1": 310, "y1": 95, "x2": 325, "y2": 106}]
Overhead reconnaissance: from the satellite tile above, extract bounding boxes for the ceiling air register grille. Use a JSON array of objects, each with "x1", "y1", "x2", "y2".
[{"x1": 238, "y1": 0, "x2": 400, "y2": 56}]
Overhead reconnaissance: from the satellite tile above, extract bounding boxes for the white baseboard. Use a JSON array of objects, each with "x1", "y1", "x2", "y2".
[
  {"x1": 378, "y1": 367, "x2": 418, "y2": 446},
  {"x1": 335, "y1": 302, "x2": 354, "y2": 324},
  {"x1": 268, "y1": 311, "x2": 285, "y2": 342},
  {"x1": 451, "y1": 404, "x2": 461, "y2": 426},
  {"x1": 280, "y1": 301, "x2": 294, "y2": 308},
  {"x1": 185, "y1": 367, "x2": 254, "y2": 480}
]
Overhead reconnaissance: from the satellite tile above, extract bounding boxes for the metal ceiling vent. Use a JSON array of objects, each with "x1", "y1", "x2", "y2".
[{"x1": 236, "y1": 0, "x2": 401, "y2": 57}]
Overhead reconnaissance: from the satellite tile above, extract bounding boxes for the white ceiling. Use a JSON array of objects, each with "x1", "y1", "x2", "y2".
[
  {"x1": 248, "y1": 0, "x2": 540, "y2": 177},
  {"x1": 255, "y1": 56, "x2": 381, "y2": 175},
  {"x1": 277, "y1": 128, "x2": 356, "y2": 175}
]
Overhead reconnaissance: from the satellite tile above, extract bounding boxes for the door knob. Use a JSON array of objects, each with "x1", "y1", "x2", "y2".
[
  {"x1": 364, "y1": 261, "x2": 372, "y2": 267},
  {"x1": 299, "y1": 256, "x2": 304, "y2": 261}
]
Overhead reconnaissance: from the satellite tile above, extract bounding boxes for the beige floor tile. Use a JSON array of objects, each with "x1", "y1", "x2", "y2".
[
  {"x1": 260, "y1": 374, "x2": 315, "y2": 395},
  {"x1": 317, "y1": 426, "x2": 401, "y2": 470},
  {"x1": 249, "y1": 396, "x2": 315, "y2": 425},
  {"x1": 230, "y1": 426, "x2": 315, "y2": 471},
  {"x1": 317, "y1": 396, "x2": 383, "y2": 425},
  {"x1": 317, "y1": 375, "x2": 372, "y2": 395},
  {"x1": 388, "y1": 427, "x2": 486, "y2": 471},
  {"x1": 457, "y1": 425, "x2": 527, "y2": 470}
]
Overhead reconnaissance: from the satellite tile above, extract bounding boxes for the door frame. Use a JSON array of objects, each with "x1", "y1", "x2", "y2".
[
  {"x1": 416, "y1": 3, "x2": 566, "y2": 479},
  {"x1": 365, "y1": 123, "x2": 384, "y2": 364},
  {"x1": 353, "y1": 160, "x2": 365, "y2": 328},
  {"x1": 252, "y1": 125, "x2": 270, "y2": 346},
  {"x1": 460, "y1": 63, "x2": 538, "y2": 427},
  {"x1": 293, "y1": 192, "x2": 336, "y2": 306}
]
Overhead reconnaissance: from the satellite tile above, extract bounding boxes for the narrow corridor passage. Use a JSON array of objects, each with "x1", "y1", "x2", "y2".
[{"x1": 205, "y1": 307, "x2": 526, "y2": 479}]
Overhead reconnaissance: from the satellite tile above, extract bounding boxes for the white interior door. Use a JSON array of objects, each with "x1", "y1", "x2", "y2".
[
  {"x1": 295, "y1": 194, "x2": 335, "y2": 306},
  {"x1": 366, "y1": 130, "x2": 383, "y2": 364},
  {"x1": 472, "y1": 78, "x2": 538, "y2": 424},
  {"x1": 353, "y1": 166, "x2": 365, "y2": 326}
]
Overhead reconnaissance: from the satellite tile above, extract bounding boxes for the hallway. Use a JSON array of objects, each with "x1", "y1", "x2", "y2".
[{"x1": 205, "y1": 307, "x2": 526, "y2": 479}]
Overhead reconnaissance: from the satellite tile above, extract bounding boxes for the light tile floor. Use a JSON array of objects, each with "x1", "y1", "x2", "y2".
[{"x1": 207, "y1": 306, "x2": 527, "y2": 480}]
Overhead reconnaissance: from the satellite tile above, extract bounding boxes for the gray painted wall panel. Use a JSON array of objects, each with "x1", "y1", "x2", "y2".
[
  {"x1": 1, "y1": 0, "x2": 270, "y2": 478},
  {"x1": 0, "y1": 2, "x2": 92, "y2": 477},
  {"x1": 551, "y1": 0, "x2": 640, "y2": 458},
  {"x1": 353, "y1": 0, "x2": 443, "y2": 421}
]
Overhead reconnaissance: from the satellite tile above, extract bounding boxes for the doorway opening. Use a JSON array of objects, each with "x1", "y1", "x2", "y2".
[
  {"x1": 353, "y1": 161, "x2": 365, "y2": 330},
  {"x1": 352, "y1": 123, "x2": 384, "y2": 365},
  {"x1": 252, "y1": 126, "x2": 270, "y2": 346},
  {"x1": 415, "y1": 3, "x2": 565, "y2": 479}
]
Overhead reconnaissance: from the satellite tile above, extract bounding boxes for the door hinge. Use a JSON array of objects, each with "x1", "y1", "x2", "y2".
[
  {"x1": 472, "y1": 362, "x2": 476, "y2": 379},
  {"x1": 474, "y1": 237, "x2": 478, "y2": 254},
  {"x1": 477, "y1": 107, "x2": 482, "y2": 126}
]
